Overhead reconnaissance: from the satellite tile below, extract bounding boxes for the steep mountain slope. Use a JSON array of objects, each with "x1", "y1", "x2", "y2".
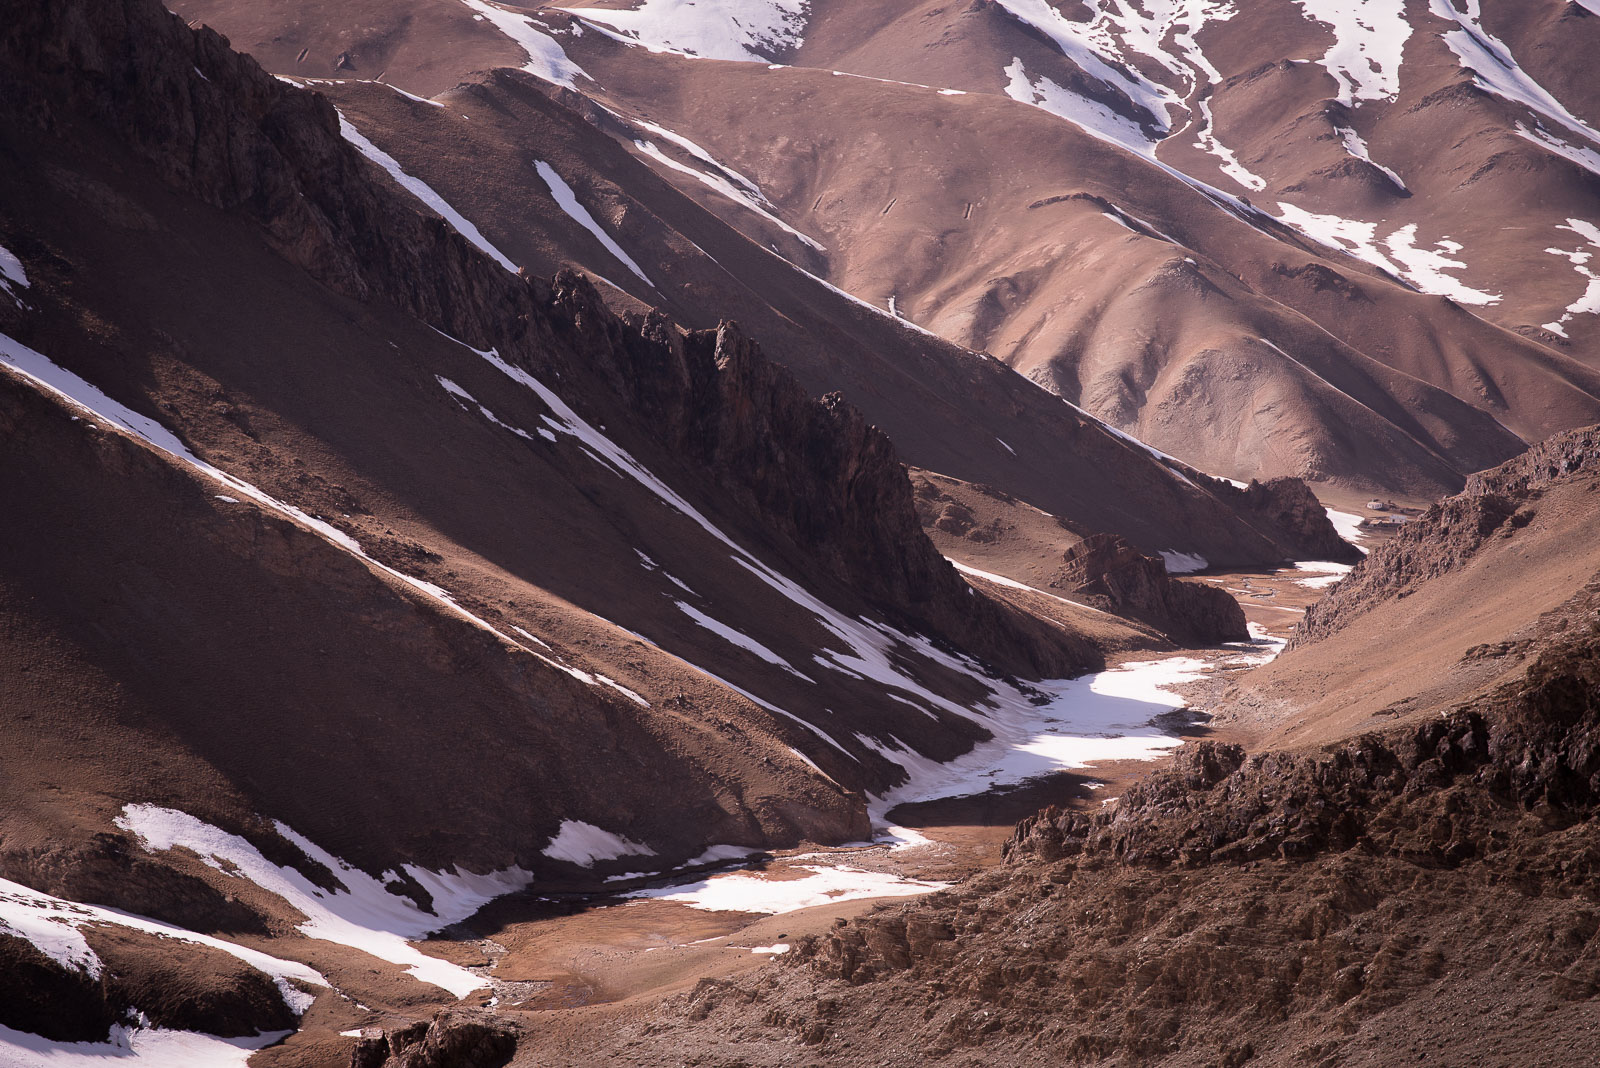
[
  {"x1": 297, "y1": 67, "x2": 1336, "y2": 563},
  {"x1": 208, "y1": 0, "x2": 1600, "y2": 498},
  {"x1": 1220, "y1": 423, "x2": 1600, "y2": 750},
  {"x1": 0, "y1": 0, "x2": 1117, "y2": 884}
]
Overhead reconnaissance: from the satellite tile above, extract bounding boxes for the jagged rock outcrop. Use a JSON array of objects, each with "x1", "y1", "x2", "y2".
[
  {"x1": 1055, "y1": 533, "x2": 1248, "y2": 644},
  {"x1": 350, "y1": 1011, "x2": 519, "y2": 1068},
  {"x1": 1291, "y1": 424, "x2": 1600, "y2": 650},
  {"x1": 1463, "y1": 424, "x2": 1600, "y2": 498},
  {"x1": 1209, "y1": 475, "x2": 1362, "y2": 563}
]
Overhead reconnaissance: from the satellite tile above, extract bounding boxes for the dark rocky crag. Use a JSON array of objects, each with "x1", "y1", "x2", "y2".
[
  {"x1": 1209, "y1": 475, "x2": 1363, "y2": 564},
  {"x1": 1056, "y1": 532, "x2": 1248, "y2": 645}
]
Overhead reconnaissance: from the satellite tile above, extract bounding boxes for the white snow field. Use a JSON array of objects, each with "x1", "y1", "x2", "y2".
[
  {"x1": 624, "y1": 863, "x2": 947, "y2": 913},
  {"x1": 561, "y1": 0, "x2": 810, "y2": 63}
]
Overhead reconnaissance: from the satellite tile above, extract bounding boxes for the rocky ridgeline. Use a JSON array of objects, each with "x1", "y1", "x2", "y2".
[{"x1": 1291, "y1": 423, "x2": 1600, "y2": 649}]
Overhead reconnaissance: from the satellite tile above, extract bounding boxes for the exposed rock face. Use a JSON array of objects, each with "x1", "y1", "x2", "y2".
[
  {"x1": 1210, "y1": 475, "x2": 1363, "y2": 563},
  {"x1": 1463, "y1": 424, "x2": 1600, "y2": 498},
  {"x1": 540, "y1": 282, "x2": 1096, "y2": 679},
  {"x1": 350, "y1": 1011, "x2": 519, "y2": 1068},
  {"x1": 1056, "y1": 533, "x2": 1248, "y2": 644},
  {"x1": 1291, "y1": 423, "x2": 1600, "y2": 650}
]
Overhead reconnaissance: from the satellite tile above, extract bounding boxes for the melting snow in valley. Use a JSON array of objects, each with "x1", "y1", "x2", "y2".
[
  {"x1": 1292, "y1": 560, "x2": 1354, "y2": 590},
  {"x1": 1325, "y1": 507, "x2": 1368, "y2": 553},
  {"x1": 624, "y1": 864, "x2": 947, "y2": 913},
  {"x1": 858, "y1": 652, "x2": 1224, "y2": 821},
  {"x1": 562, "y1": 0, "x2": 810, "y2": 63}
]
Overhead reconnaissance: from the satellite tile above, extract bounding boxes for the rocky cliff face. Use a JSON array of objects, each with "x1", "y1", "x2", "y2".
[
  {"x1": 1291, "y1": 424, "x2": 1600, "y2": 650},
  {"x1": 537, "y1": 279, "x2": 1095, "y2": 678},
  {"x1": 1057, "y1": 533, "x2": 1248, "y2": 645}
]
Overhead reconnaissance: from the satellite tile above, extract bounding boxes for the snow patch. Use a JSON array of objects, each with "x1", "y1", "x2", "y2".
[
  {"x1": 1325, "y1": 508, "x2": 1368, "y2": 553},
  {"x1": 1335, "y1": 125, "x2": 1406, "y2": 189},
  {"x1": 0, "y1": 244, "x2": 29, "y2": 297},
  {"x1": 948, "y1": 560, "x2": 1108, "y2": 615},
  {"x1": 562, "y1": 0, "x2": 809, "y2": 62},
  {"x1": 1382, "y1": 224, "x2": 1500, "y2": 306},
  {"x1": 624, "y1": 864, "x2": 945, "y2": 914},
  {"x1": 543, "y1": 820, "x2": 655, "y2": 866},
  {"x1": 338, "y1": 113, "x2": 518, "y2": 273},
  {"x1": 1274, "y1": 206, "x2": 1497, "y2": 304},
  {"x1": 459, "y1": 0, "x2": 591, "y2": 87},
  {"x1": 676, "y1": 600, "x2": 809, "y2": 677},
  {"x1": 1292, "y1": 560, "x2": 1354, "y2": 589},
  {"x1": 632, "y1": 138, "x2": 824, "y2": 250},
  {"x1": 534, "y1": 160, "x2": 654, "y2": 286},
  {"x1": 1541, "y1": 219, "x2": 1600, "y2": 337},
  {"x1": 1195, "y1": 95, "x2": 1267, "y2": 192},
  {"x1": 992, "y1": 1, "x2": 1176, "y2": 128},
  {"x1": 116, "y1": 804, "x2": 534, "y2": 999},
  {"x1": 1431, "y1": 0, "x2": 1600, "y2": 152},
  {"x1": 437, "y1": 375, "x2": 533, "y2": 439},
  {"x1": 0, "y1": 1021, "x2": 295, "y2": 1068},
  {"x1": 1292, "y1": 0, "x2": 1411, "y2": 106},
  {"x1": 1159, "y1": 550, "x2": 1208, "y2": 574},
  {"x1": 0, "y1": 874, "x2": 325, "y2": 1014}
]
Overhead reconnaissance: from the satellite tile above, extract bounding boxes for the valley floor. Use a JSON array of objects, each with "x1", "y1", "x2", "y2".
[{"x1": 243, "y1": 562, "x2": 1344, "y2": 1068}]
